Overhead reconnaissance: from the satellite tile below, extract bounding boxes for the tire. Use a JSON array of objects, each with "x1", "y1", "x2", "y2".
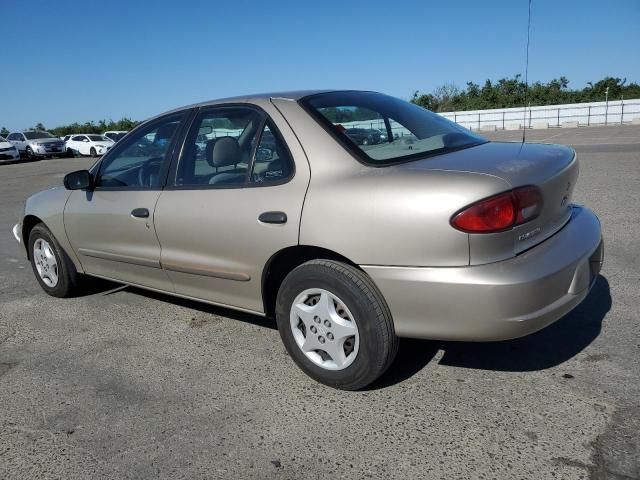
[
  {"x1": 89, "y1": 147, "x2": 97, "y2": 157},
  {"x1": 66, "y1": 148, "x2": 75, "y2": 158},
  {"x1": 275, "y1": 259, "x2": 398, "y2": 390},
  {"x1": 28, "y1": 223, "x2": 81, "y2": 298},
  {"x1": 25, "y1": 147, "x2": 34, "y2": 161}
]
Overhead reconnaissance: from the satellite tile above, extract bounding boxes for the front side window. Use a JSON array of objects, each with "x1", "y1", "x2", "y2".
[
  {"x1": 96, "y1": 112, "x2": 184, "y2": 188},
  {"x1": 302, "y1": 91, "x2": 486, "y2": 165}
]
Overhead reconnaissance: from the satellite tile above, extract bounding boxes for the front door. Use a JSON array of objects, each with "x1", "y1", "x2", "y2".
[
  {"x1": 154, "y1": 105, "x2": 310, "y2": 313},
  {"x1": 64, "y1": 111, "x2": 189, "y2": 290}
]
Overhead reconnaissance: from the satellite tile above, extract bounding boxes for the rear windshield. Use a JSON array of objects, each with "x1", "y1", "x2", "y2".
[{"x1": 302, "y1": 91, "x2": 486, "y2": 165}]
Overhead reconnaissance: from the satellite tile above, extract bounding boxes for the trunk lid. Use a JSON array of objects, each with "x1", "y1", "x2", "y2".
[{"x1": 400, "y1": 141, "x2": 578, "y2": 263}]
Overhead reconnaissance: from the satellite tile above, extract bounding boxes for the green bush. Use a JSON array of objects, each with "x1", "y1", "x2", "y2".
[{"x1": 411, "y1": 76, "x2": 640, "y2": 112}]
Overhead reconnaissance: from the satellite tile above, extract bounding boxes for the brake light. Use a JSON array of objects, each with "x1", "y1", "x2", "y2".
[{"x1": 451, "y1": 186, "x2": 543, "y2": 233}]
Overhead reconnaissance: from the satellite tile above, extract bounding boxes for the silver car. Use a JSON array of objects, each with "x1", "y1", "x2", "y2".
[
  {"x1": 7, "y1": 130, "x2": 66, "y2": 159},
  {"x1": 12, "y1": 91, "x2": 604, "y2": 390}
]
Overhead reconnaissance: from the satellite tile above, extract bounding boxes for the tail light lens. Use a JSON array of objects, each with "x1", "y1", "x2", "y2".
[{"x1": 451, "y1": 186, "x2": 543, "y2": 233}]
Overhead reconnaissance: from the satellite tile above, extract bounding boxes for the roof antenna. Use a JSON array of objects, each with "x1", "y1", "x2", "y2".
[{"x1": 522, "y1": 0, "x2": 532, "y2": 143}]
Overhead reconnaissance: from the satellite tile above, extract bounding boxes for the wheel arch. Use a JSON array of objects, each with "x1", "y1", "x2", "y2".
[
  {"x1": 261, "y1": 245, "x2": 363, "y2": 317},
  {"x1": 22, "y1": 214, "x2": 44, "y2": 259}
]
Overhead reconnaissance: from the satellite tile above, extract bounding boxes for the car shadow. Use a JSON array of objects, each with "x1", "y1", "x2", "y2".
[
  {"x1": 367, "y1": 338, "x2": 440, "y2": 390},
  {"x1": 78, "y1": 274, "x2": 611, "y2": 386},
  {"x1": 91, "y1": 280, "x2": 278, "y2": 331},
  {"x1": 370, "y1": 275, "x2": 611, "y2": 389},
  {"x1": 436, "y1": 275, "x2": 611, "y2": 372}
]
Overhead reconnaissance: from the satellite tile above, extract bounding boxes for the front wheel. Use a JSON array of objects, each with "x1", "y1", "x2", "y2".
[
  {"x1": 66, "y1": 148, "x2": 75, "y2": 158},
  {"x1": 25, "y1": 147, "x2": 34, "y2": 160},
  {"x1": 28, "y1": 223, "x2": 81, "y2": 298},
  {"x1": 89, "y1": 147, "x2": 97, "y2": 157},
  {"x1": 275, "y1": 259, "x2": 398, "y2": 390}
]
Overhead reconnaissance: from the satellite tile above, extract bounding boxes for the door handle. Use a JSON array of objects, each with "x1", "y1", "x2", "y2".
[
  {"x1": 258, "y1": 211, "x2": 287, "y2": 224},
  {"x1": 131, "y1": 208, "x2": 150, "y2": 218}
]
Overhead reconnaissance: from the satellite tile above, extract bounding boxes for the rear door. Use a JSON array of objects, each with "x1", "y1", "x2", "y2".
[
  {"x1": 64, "y1": 110, "x2": 190, "y2": 290},
  {"x1": 153, "y1": 103, "x2": 310, "y2": 313}
]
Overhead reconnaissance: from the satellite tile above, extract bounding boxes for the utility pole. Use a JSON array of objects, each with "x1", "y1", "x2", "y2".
[{"x1": 605, "y1": 86, "x2": 610, "y2": 125}]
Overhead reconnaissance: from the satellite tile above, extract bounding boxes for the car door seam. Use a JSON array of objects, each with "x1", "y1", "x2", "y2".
[
  {"x1": 270, "y1": 99, "x2": 312, "y2": 245},
  {"x1": 151, "y1": 191, "x2": 177, "y2": 291}
]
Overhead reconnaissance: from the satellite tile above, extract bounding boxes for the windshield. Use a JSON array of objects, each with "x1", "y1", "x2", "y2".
[
  {"x1": 87, "y1": 135, "x2": 106, "y2": 141},
  {"x1": 302, "y1": 91, "x2": 486, "y2": 165},
  {"x1": 24, "y1": 131, "x2": 55, "y2": 140}
]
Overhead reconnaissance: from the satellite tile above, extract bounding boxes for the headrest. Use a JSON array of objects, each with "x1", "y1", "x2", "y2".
[{"x1": 206, "y1": 136, "x2": 240, "y2": 168}]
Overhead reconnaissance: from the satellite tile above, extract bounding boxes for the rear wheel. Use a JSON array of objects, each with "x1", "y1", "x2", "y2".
[
  {"x1": 275, "y1": 259, "x2": 398, "y2": 390},
  {"x1": 89, "y1": 147, "x2": 97, "y2": 157},
  {"x1": 28, "y1": 223, "x2": 81, "y2": 298}
]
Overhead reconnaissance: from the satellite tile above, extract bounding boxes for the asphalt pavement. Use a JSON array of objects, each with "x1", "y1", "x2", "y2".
[{"x1": 1, "y1": 125, "x2": 639, "y2": 479}]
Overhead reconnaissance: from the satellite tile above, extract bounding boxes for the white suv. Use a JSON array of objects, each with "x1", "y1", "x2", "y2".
[
  {"x1": 6, "y1": 131, "x2": 66, "y2": 160},
  {"x1": 65, "y1": 134, "x2": 114, "y2": 157},
  {"x1": 103, "y1": 130, "x2": 128, "y2": 142}
]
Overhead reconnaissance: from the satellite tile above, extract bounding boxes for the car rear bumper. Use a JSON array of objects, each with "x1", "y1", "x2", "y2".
[{"x1": 363, "y1": 206, "x2": 604, "y2": 341}]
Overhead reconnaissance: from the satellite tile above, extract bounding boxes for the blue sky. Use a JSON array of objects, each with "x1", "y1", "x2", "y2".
[{"x1": 2, "y1": 0, "x2": 638, "y2": 131}]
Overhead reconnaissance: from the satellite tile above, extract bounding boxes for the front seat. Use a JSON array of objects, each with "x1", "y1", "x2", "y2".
[{"x1": 206, "y1": 137, "x2": 246, "y2": 185}]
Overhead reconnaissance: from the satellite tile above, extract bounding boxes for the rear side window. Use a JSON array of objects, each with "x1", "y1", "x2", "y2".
[
  {"x1": 175, "y1": 106, "x2": 293, "y2": 188},
  {"x1": 250, "y1": 123, "x2": 293, "y2": 184},
  {"x1": 302, "y1": 91, "x2": 486, "y2": 166}
]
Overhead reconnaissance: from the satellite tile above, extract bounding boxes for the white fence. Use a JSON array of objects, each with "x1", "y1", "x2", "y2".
[
  {"x1": 324, "y1": 99, "x2": 640, "y2": 138},
  {"x1": 440, "y1": 99, "x2": 640, "y2": 130}
]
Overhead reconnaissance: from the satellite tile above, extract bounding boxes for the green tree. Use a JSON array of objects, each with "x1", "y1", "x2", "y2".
[
  {"x1": 0, "y1": 127, "x2": 9, "y2": 136},
  {"x1": 411, "y1": 75, "x2": 640, "y2": 112}
]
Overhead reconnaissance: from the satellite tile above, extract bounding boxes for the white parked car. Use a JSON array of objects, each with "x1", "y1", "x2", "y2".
[
  {"x1": 0, "y1": 135, "x2": 21, "y2": 163},
  {"x1": 65, "y1": 134, "x2": 114, "y2": 157},
  {"x1": 103, "y1": 130, "x2": 128, "y2": 142}
]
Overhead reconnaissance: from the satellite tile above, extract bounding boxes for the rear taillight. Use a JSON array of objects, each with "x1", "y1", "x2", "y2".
[{"x1": 451, "y1": 186, "x2": 543, "y2": 233}]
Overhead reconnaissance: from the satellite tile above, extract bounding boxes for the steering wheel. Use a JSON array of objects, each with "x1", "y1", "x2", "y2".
[{"x1": 137, "y1": 157, "x2": 164, "y2": 187}]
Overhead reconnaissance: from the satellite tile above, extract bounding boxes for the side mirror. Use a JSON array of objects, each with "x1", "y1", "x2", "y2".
[{"x1": 64, "y1": 170, "x2": 93, "y2": 190}]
